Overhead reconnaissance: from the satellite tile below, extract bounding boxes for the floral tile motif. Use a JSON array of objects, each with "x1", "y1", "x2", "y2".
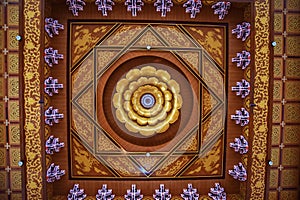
[
  {"x1": 269, "y1": 169, "x2": 279, "y2": 188},
  {"x1": 0, "y1": 78, "x2": 4, "y2": 97},
  {"x1": 273, "y1": 58, "x2": 283, "y2": 78},
  {"x1": 280, "y1": 191, "x2": 299, "y2": 200},
  {"x1": 283, "y1": 125, "x2": 300, "y2": 144},
  {"x1": 270, "y1": 148, "x2": 280, "y2": 166},
  {"x1": 10, "y1": 193, "x2": 22, "y2": 200},
  {"x1": 10, "y1": 170, "x2": 22, "y2": 190},
  {"x1": 286, "y1": 58, "x2": 300, "y2": 78},
  {"x1": 273, "y1": 80, "x2": 282, "y2": 100},
  {"x1": 8, "y1": 76, "x2": 19, "y2": 98},
  {"x1": 274, "y1": 0, "x2": 284, "y2": 10},
  {"x1": 271, "y1": 125, "x2": 281, "y2": 145},
  {"x1": 272, "y1": 103, "x2": 282, "y2": 123},
  {"x1": 286, "y1": 36, "x2": 300, "y2": 56},
  {"x1": 285, "y1": 81, "x2": 300, "y2": 101},
  {"x1": 8, "y1": 124, "x2": 20, "y2": 145},
  {"x1": 274, "y1": 13, "x2": 283, "y2": 33},
  {"x1": 8, "y1": 100, "x2": 19, "y2": 122},
  {"x1": 274, "y1": 35, "x2": 283, "y2": 56},
  {"x1": 0, "y1": 124, "x2": 6, "y2": 144},
  {"x1": 0, "y1": 148, "x2": 6, "y2": 167},
  {"x1": 281, "y1": 169, "x2": 299, "y2": 187},
  {"x1": 0, "y1": 54, "x2": 4, "y2": 73},
  {"x1": 7, "y1": 29, "x2": 19, "y2": 51},
  {"x1": 10, "y1": 147, "x2": 20, "y2": 167},
  {"x1": 7, "y1": 4, "x2": 19, "y2": 26},
  {"x1": 285, "y1": 103, "x2": 300, "y2": 123},
  {"x1": 268, "y1": 191, "x2": 278, "y2": 200},
  {"x1": 0, "y1": 171, "x2": 7, "y2": 190},
  {"x1": 282, "y1": 147, "x2": 300, "y2": 166},
  {"x1": 0, "y1": 102, "x2": 5, "y2": 121},
  {"x1": 287, "y1": 13, "x2": 300, "y2": 33},
  {"x1": 7, "y1": 53, "x2": 19, "y2": 74},
  {"x1": 287, "y1": 0, "x2": 300, "y2": 10}
]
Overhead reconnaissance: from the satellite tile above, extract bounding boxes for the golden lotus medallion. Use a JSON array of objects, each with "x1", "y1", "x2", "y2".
[{"x1": 113, "y1": 66, "x2": 183, "y2": 136}]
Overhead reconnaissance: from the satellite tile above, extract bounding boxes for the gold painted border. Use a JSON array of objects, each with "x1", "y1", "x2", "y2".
[
  {"x1": 23, "y1": 0, "x2": 43, "y2": 199},
  {"x1": 250, "y1": 0, "x2": 270, "y2": 198}
]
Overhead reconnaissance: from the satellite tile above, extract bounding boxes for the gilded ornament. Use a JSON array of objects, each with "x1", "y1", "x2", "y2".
[
  {"x1": 8, "y1": 101, "x2": 19, "y2": 121},
  {"x1": 286, "y1": 104, "x2": 300, "y2": 123},
  {"x1": 155, "y1": 156, "x2": 189, "y2": 176},
  {"x1": 178, "y1": 132, "x2": 198, "y2": 151},
  {"x1": 73, "y1": 107, "x2": 94, "y2": 145},
  {"x1": 187, "y1": 139, "x2": 221, "y2": 175},
  {"x1": 250, "y1": 1, "x2": 270, "y2": 198},
  {"x1": 8, "y1": 54, "x2": 19, "y2": 74},
  {"x1": 287, "y1": 14, "x2": 300, "y2": 33},
  {"x1": 113, "y1": 66, "x2": 182, "y2": 136},
  {"x1": 8, "y1": 77, "x2": 19, "y2": 98},
  {"x1": 106, "y1": 157, "x2": 138, "y2": 176},
  {"x1": 7, "y1": 5, "x2": 19, "y2": 26},
  {"x1": 154, "y1": 26, "x2": 195, "y2": 47},
  {"x1": 188, "y1": 27, "x2": 223, "y2": 67},
  {"x1": 286, "y1": 36, "x2": 300, "y2": 56},
  {"x1": 10, "y1": 148, "x2": 20, "y2": 167},
  {"x1": 134, "y1": 31, "x2": 164, "y2": 47},
  {"x1": 284, "y1": 126, "x2": 300, "y2": 144},
  {"x1": 178, "y1": 52, "x2": 199, "y2": 72},
  {"x1": 134, "y1": 156, "x2": 161, "y2": 171},
  {"x1": 286, "y1": 59, "x2": 300, "y2": 78},
  {"x1": 11, "y1": 171, "x2": 22, "y2": 190},
  {"x1": 97, "y1": 131, "x2": 120, "y2": 152},
  {"x1": 8, "y1": 29, "x2": 19, "y2": 50},
  {"x1": 105, "y1": 25, "x2": 143, "y2": 46},
  {"x1": 73, "y1": 138, "x2": 109, "y2": 176},
  {"x1": 77, "y1": 87, "x2": 94, "y2": 116},
  {"x1": 73, "y1": 25, "x2": 109, "y2": 65},
  {"x1": 24, "y1": 0, "x2": 43, "y2": 198}
]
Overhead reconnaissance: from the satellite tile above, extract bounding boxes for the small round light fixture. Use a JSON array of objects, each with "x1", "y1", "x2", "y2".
[
  {"x1": 16, "y1": 35, "x2": 22, "y2": 41},
  {"x1": 146, "y1": 152, "x2": 150, "y2": 157},
  {"x1": 146, "y1": 45, "x2": 151, "y2": 50},
  {"x1": 271, "y1": 41, "x2": 276, "y2": 47},
  {"x1": 18, "y1": 160, "x2": 24, "y2": 167},
  {"x1": 268, "y1": 160, "x2": 273, "y2": 166}
]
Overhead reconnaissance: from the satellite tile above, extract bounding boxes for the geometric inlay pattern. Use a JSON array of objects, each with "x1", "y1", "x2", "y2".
[{"x1": 70, "y1": 23, "x2": 226, "y2": 178}]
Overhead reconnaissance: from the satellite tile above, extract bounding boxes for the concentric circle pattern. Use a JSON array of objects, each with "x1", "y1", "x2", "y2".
[
  {"x1": 113, "y1": 66, "x2": 183, "y2": 136},
  {"x1": 140, "y1": 93, "x2": 156, "y2": 109}
]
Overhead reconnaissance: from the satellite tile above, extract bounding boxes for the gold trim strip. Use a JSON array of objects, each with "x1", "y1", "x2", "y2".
[
  {"x1": 250, "y1": 0, "x2": 270, "y2": 198},
  {"x1": 24, "y1": 0, "x2": 43, "y2": 199}
]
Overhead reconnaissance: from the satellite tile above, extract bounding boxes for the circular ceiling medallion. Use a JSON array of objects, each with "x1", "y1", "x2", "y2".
[
  {"x1": 99, "y1": 54, "x2": 197, "y2": 149},
  {"x1": 113, "y1": 66, "x2": 183, "y2": 137}
]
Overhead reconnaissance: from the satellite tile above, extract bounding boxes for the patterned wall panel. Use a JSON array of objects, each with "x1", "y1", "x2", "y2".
[
  {"x1": 0, "y1": 0, "x2": 22, "y2": 199},
  {"x1": 268, "y1": 0, "x2": 300, "y2": 199}
]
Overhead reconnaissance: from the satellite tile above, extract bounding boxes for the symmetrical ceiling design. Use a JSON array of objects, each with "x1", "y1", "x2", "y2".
[
  {"x1": 70, "y1": 23, "x2": 226, "y2": 178},
  {"x1": 16, "y1": 0, "x2": 291, "y2": 199}
]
